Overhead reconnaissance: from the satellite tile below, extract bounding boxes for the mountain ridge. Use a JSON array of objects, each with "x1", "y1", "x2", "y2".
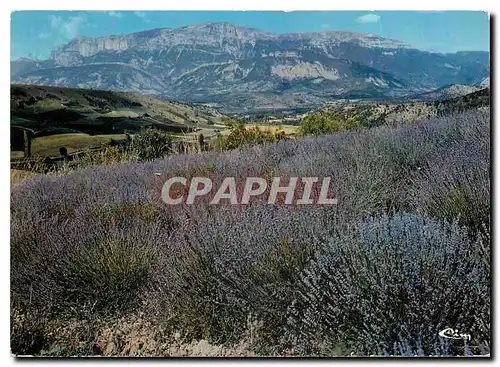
[{"x1": 11, "y1": 22, "x2": 489, "y2": 111}]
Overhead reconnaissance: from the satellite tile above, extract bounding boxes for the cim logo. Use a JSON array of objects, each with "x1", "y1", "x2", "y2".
[{"x1": 438, "y1": 328, "x2": 472, "y2": 341}]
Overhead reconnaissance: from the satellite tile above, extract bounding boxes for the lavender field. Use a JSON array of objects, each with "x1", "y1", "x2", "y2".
[{"x1": 11, "y1": 110, "x2": 490, "y2": 356}]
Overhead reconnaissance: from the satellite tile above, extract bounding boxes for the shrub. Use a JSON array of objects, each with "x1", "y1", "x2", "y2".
[
  {"x1": 58, "y1": 237, "x2": 156, "y2": 312},
  {"x1": 424, "y1": 173, "x2": 490, "y2": 233},
  {"x1": 299, "y1": 112, "x2": 358, "y2": 136},
  {"x1": 221, "y1": 116, "x2": 242, "y2": 128},
  {"x1": 130, "y1": 128, "x2": 173, "y2": 161},
  {"x1": 289, "y1": 212, "x2": 490, "y2": 356},
  {"x1": 215, "y1": 124, "x2": 278, "y2": 150},
  {"x1": 155, "y1": 206, "x2": 325, "y2": 352},
  {"x1": 158, "y1": 238, "x2": 247, "y2": 343},
  {"x1": 411, "y1": 120, "x2": 490, "y2": 233}
]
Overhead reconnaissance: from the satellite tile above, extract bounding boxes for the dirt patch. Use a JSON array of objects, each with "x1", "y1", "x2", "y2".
[
  {"x1": 12, "y1": 310, "x2": 255, "y2": 357},
  {"x1": 93, "y1": 314, "x2": 253, "y2": 357}
]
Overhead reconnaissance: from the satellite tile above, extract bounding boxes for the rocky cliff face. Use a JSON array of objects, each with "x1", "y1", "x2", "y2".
[{"x1": 11, "y1": 22, "x2": 490, "y2": 111}]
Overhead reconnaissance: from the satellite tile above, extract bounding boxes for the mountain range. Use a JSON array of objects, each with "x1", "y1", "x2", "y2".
[{"x1": 11, "y1": 22, "x2": 490, "y2": 111}]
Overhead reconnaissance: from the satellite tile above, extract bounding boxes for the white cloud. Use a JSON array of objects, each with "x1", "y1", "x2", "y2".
[
  {"x1": 356, "y1": 14, "x2": 381, "y2": 24},
  {"x1": 49, "y1": 14, "x2": 88, "y2": 39},
  {"x1": 108, "y1": 11, "x2": 124, "y2": 18},
  {"x1": 134, "y1": 11, "x2": 150, "y2": 23}
]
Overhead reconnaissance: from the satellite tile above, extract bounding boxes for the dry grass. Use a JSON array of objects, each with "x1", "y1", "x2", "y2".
[
  {"x1": 219, "y1": 123, "x2": 298, "y2": 137},
  {"x1": 10, "y1": 169, "x2": 38, "y2": 185},
  {"x1": 102, "y1": 109, "x2": 142, "y2": 118},
  {"x1": 247, "y1": 123, "x2": 299, "y2": 134}
]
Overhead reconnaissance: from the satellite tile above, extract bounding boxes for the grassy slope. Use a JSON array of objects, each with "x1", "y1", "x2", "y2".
[
  {"x1": 218, "y1": 123, "x2": 299, "y2": 137},
  {"x1": 11, "y1": 84, "x2": 227, "y2": 157},
  {"x1": 11, "y1": 84, "x2": 225, "y2": 128},
  {"x1": 314, "y1": 87, "x2": 491, "y2": 128},
  {"x1": 30, "y1": 133, "x2": 129, "y2": 157}
]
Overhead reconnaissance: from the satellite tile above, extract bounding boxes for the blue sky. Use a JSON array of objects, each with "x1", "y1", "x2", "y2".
[{"x1": 11, "y1": 11, "x2": 490, "y2": 60}]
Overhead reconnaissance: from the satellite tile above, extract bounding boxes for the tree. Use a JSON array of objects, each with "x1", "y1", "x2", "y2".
[
  {"x1": 299, "y1": 113, "x2": 345, "y2": 135},
  {"x1": 130, "y1": 128, "x2": 173, "y2": 161},
  {"x1": 215, "y1": 125, "x2": 278, "y2": 150}
]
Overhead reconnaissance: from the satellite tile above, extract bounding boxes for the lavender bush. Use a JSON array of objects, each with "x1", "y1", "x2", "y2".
[
  {"x1": 10, "y1": 109, "x2": 490, "y2": 356},
  {"x1": 288, "y1": 212, "x2": 490, "y2": 356}
]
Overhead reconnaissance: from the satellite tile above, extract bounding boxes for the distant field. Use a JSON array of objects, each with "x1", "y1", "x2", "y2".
[
  {"x1": 102, "y1": 108, "x2": 144, "y2": 118},
  {"x1": 247, "y1": 123, "x2": 299, "y2": 135},
  {"x1": 30, "y1": 133, "x2": 128, "y2": 157},
  {"x1": 219, "y1": 123, "x2": 299, "y2": 137}
]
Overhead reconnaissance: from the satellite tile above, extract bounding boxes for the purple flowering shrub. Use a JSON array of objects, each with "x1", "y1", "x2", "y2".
[
  {"x1": 288, "y1": 212, "x2": 490, "y2": 356},
  {"x1": 10, "y1": 109, "x2": 490, "y2": 355},
  {"x1": 154, "y1": 205, "x2": 326, "y2": 350},
  {"x1": 411, "y1": 117, "x2": 490, "y2": 232}
]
